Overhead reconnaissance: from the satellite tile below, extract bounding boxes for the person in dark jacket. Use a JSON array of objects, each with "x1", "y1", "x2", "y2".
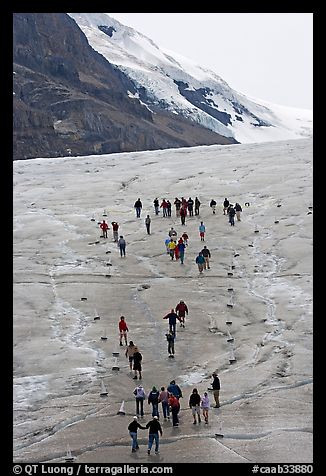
[
  {"x1": 133, "y1": 347, "x2": 143, "y2": 380},
  {"x1": 165, "y1": 330, "x2": 175, "y2": 357},
  {"x1": 187, "y1": 197, "x2": 194, "y2": 216},
  {"x1": 145, "y1": 215, "x2": 151, "y2": 234},
  {"x1": 146, "y1": 416, "x2": 163, "y2": 454},
  {"x1": 228, "y1": 205, "x2": 236, "y2": 226},
  {"x1": 234, "y1": 202, "x2": 243, "y2": 221},
  {"x1": 195, "y1": 197, "x2": 201, "y2": 215},
  {"x1": 189, "y1": 388, "x2": 201, "y2": 424},
  {"x1": 223, "y1": 198, "x2": 230, "y2": 215},
  {"x1": 128, "y1": 416, "x2": 146, "y2": 452},
  {"x1": 153, "y1": 198, "x2": 159, "y2": 215},
  {"x1": 134, "y1": 198, "x2": 142, "y2": 218},
  {"x1": 175, "y1": 300, "x2": 189, "y2": 328},
  {"x1": 211, "y1": 372, "x2": 221, "y2": 408},
  {"x1": 148, "y1": 386, "x2": 160, "y2": 418},
  {"x1": 163, "y1": 309, "x2": 180, "y2": 335},
  {"x1": 118, "y1": 236, "x2": 126, "y2": 257},
  {"x1": 210, "y1": 199, "x2": 217, "y2": 214},
  {"x1": 201, "y1": 246, "x2": 211, "y2": 270}
]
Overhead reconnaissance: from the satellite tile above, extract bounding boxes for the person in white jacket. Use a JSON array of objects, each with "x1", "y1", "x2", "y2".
[{"x1": 200, "y1": 391, "x2": 210, "y2": 424}]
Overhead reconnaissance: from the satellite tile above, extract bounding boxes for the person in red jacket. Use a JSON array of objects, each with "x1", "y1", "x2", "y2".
[
  {"x1": 175, "y1": 300, "x2": 189, "y2": 328},
  {"x1": 111, "y1": 221, "x2": 119, "y2": 242},
  {"x1": 100, "y1": 220, "x2": 109, "y2": 238},
  {"x1": 119, "y1": 316, "x2": 129, "y2": 346}
]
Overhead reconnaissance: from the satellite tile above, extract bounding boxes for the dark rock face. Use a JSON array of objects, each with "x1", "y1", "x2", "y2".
[{"x1": 13, "y1": 13, "x2": 236, "y2": 160}]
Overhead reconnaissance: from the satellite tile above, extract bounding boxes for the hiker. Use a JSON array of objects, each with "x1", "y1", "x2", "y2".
[
  {"x1": 223, "y1": 198, "x2": 230, "y2": 215},
  {"x1": 181, "y1": 231, "x2": 189, "y2": 246},
  {"x1": 174, "y1": 240, "x2": 180, "y2": 261},
  {"x1": 199, "y1": 221, "x2": 206, "y2": 241},
  {"x1": 175, "y1": 300, "x2": 188, "y2": 328},
  {"x1": 187, "y1": 197, "x2": 194, "y2": 216},
  {"x1": 234, "y1": 202, "x2": 243, "y2": 221},
  {"x1": 148, "y1": 386, "x2": 160, "y2": 418},
  {"x1": 196, "y1": 252, "x2": 205, "y2": 273},
  {"x1": 180, "y1": 206, "x2": 186, "y2": 225},
  {"x1": 118, "y1": 235, "x2": 126, "y2": 257},
  {"x1": 167, "y1": 239, "x2": 177, "y2": 260},
  {"x1": 195, "y1": 197, "x2": 201, "y2": 215},
  {"x1": 210, "y1": 199, "x2": 217, "y2": 214},
  {"x1": 160, "y1": 199, "x2": 168, "y2": 218},
  {"x1": 211, "y1": 371, "x2": 221, "y2": 408},
  {"x1": 125, "y1": 341, "x2": 137, "y2": 371},
  {"x1": 167, "y1": 200, "x2": 172, "y2": 217},
  {"x1": 201, "y1": 245, "x2": 211, "y2": 269},
  {"x1": 174, "y1": 197, "x2": 181, "y2": 217},
  {"x1": 163, "y1": 309, "x2": 180, "y2": 335},
  {"x1": 168, "y1": 393, "x2": 180, "y2": 427},
  {"x1": 133, "y1": 347, "x2": 143, "y2": 380},
  {"x1": 145, "y1": 215, "x2": 151, "y2": 234},
  {"x1": 111, "y1": 221, "x2": 119, "y2": 242},
  {"x1": 165, "y1": 330, "x2": 175, "y2": 357},
  {"x1": 146, "y1": 416, "x2": 163, "y2": 455},
  {"x1": 168, "y1": 227, "x2": 177, "y2": 242},
  {"x1": 167, "y1": 379, "x2": 183, "y2": 400},
  {"x1": 164, "y1": 237, "x2": 171, "y2": 254},
  {"x1": 134, "y1": 198, "x2": 142, "y2": 218},
  {"x1": 158, "y1": 386, "x2": 170, "y2": 420},
  {"x1": 133, "y1": 384, "x2": 146, "y2": 417},
  {"x1": 100, "y1": 220, "x2": 109, "y2": 238},
  {"x1": 153, "y1": 198, "x2": 159, "y2": 215},
  {"x1": 201, "y1": 391, "x2": 210, "y2": 424},
  {"x1": 118, "y1": 316, "x2": 129, "y2": 346},
  {"x1": 228, "y1": 205, "x2": 236, "y2": 226},
  {"x1": 177, "y1": 238, "x2": 186, "y2": 264},
  {"x1": 189, "y1": 388, "x2": 201, "y2": 424},
  {"x1": 128, "y1": 416, "x2": 146, "y2": 452}
]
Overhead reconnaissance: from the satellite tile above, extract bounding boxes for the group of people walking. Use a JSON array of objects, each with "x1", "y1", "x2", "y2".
[{"x1": 128, "y1": 371, "x2": 221, "y2": 454}]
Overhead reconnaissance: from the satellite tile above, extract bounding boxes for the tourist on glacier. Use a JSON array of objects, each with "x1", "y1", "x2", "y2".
[
  {"x1": 187, "y1": 197, "x2": 194, "y2": 216},
  {"x1": 174, "y1": 197, "x2": 181, "y2": 217},
  {"x1": 128, "y1": 416, "x2": 146, "y2": 453},
  {"x1": 145, "y1": 215, "x2": 151, "y2": 234},
  {"x1": 175, "y1": 300, "x2": 188, "y2": 328},
  {"x1": 199, "y1": 221, "x2": 206, "y2": 241},
  {"x1": 163, "y1": 309, "x2": 180, "y2": 335},
  {"x1": 148, "y1": 386, "x2": 160, "y2": 418},
  {"x1": 134, "y1": 198, "x2": 142, "y2": 218},
  {"x1": 201, "y1": 245, "x2": 211, "y2": 269},
  {"x1": 200, "y1": 392, "x2": 210, "y2": 424},
  {"x1": 100, "y1": 219, "x2": 109, "y2": 238},
  {"x1": 153, "y1": 198, "x2": 160, "y2": 215},
  {"x1": 118, "y1": 316, "x2": 129, "y2": 346},
  {"x1": 189, "y1": 388, "x2": 201, "y2": 424},
  {"x1": 111, "y1": 221, "x2": 119, "y2": 242},
  {"x1": 177, "y1": 238, "x2": 186, "y2": 264},
  {"x1": 228, "y1": 205, "x2": 236, "y2": 226},
  {"x1": 125, "y1": 341, "x2": 137, "y2": 371},
  {"x1": 195, "y1": 197, "x2": 201, "y2": 215},
  {"x1": 211, "y1": 372, "x2": 221, "y2": 408},
  {"x1": 223, "y1": 198, "x2": 230, "y2": 215},
  {"x1": 118, "y1": 235, "x2": 126, "y2": 256},
  {"x1": 160, "y1": 198, "x2": 169, "y2": 217},
  {"x1": 195, "y1": 252, "x2": 205, "y2": 274},
  {"x1": 234, "y1": 202, "x2": 243, "y2": 221},
  {"x1": 210, "y1": 199, "x2": 217, "y2": 214}
]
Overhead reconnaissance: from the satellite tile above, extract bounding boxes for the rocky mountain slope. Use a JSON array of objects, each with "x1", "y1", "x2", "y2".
[{"x1": 13, "y1": 13, "x2": 235, "y2": 160}]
